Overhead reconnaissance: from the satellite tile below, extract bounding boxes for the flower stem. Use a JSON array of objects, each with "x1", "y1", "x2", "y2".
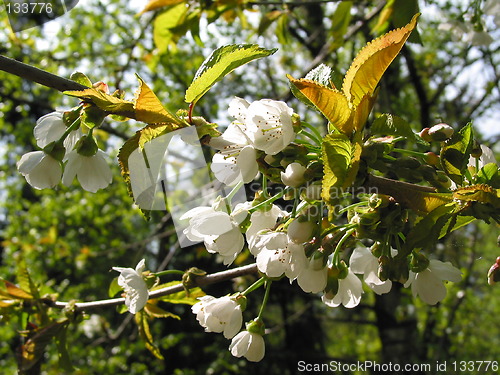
[
  {"x1": 300, "y1": 129, "x2": 322, "y2": 146},
  {"x1": 257, "y1": 280, "x2": 272, "y2": 320},
  {"x1": 337, "y1": 201, "x2": 367, "y2": 215},
  {"x1": 242, "y1": 277, "x2": 265, "y2": 296},
  {"x1": 302, "y1": 122, "x2": 323, "y2": 144},
  {"x1": 392, "y1": 148, "x2": 425, "y2": 158},
  {"x1": 249, "y1": 188, "x2": 291, "y2": 213},
  {"x1": 332, "y1": 228, "x2": 356, "y2": 264},
  {"x1": 154, "y1": 270, "x2": 185, "y2": 277},
  {"x1": 226, "y1": 180, "x2": 244, "y2": 202}
]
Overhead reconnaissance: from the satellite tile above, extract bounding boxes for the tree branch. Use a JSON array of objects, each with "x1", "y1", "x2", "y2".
[
  {"x1": 45, "y1": 263, "x2": 259, "y2": 312},
  {"x1": 0, "y1": 55, "x2": 87, "y2": 92}
]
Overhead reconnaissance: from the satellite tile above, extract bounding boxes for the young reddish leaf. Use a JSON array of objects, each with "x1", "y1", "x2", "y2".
[
  {"x1": 19, "y1": 320, "x2": 69, "y2": 372},
  {"x1": 3, "y1": 280, "x2": 32, "y2": 300},
  {"x1": 342, "y1": 13, "x2": 419, "y2": 107},
  {"x1": 288, "y1": 76, "x2": 352, "y2": 134},
  {"x1": 139, "y1": 0, "x2": 185, "y2": 15},
  {"x1": 134, "y1": 75, "x2": 180, "y2": 124}
]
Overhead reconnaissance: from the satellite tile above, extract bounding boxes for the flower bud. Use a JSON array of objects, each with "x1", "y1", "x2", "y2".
[
  {"x1": 288, "y1": 216, "x2": 316, "y2": 244},
  {"x1": 470, "y1": 141, "x2": 483, "y2": 159},
  {"x1": 246, "y1": 318, "x2": 266, "y2": 336},
  {"x1": 419, "y1": 128, "x2": 432, "y2": 142},
  {"x1": 487, "y1": 257, "x2": 500, "y2": 285},
  {"x1": 302, "y1": 183, "x2": 322, "y2": 201},
  {"x1": 281, "y1": 162, "x2": 307, "y2": 187},
  {"x1": 428, "y1": 123, "x2": 454, "y2": 141},
  {"x1": 424, "y1": 152, "x2": 440, "y2": 166},
  {"x1": 410, "y1": 252, "x2": 430, "y2": 273}
]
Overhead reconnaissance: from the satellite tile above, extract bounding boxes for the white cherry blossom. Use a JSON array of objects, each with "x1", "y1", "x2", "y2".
[
  {"x1": 281, "y1": 162, "x2": 307, "y2": 187},
  {"x1": 349, "y1": 247, "x2": 392, "y2": 295},
  {"x1": 34, "y1": 111, "x2": 66, "y2": 148},
  {"x1": 192, "y1": 295, "x2": 243, "y2": 339},
  {"x1": 17, "y1": 151, "x2": 62, "y2": 190},
  {"x1": 246, "y1": 204, "x2": 287, "y2": 253},
  {"x1": 180, "y1": 203, "x2": 245, "y2": 265},
  {"x1": 254, "y1": 232, "x2": 307, "y2": 279},
  {"x1": 322, "y1": 269, "x2": 363, "y2": 308},
  {"x1": 296, "y1": 254, "x2": 328, "y2": 293},
  {"x1": 62, "y1": 149, "x2": 112, "y2": 193},
  {"x1": 404, "y1": 259, "x2": 462, "y2": 305},
  {"x1": 210, "y1": 98, "x2": 258, "y2": 185},
  {"x1": 229, "y1": 330, "x2": 265, "y2": 362},
  {"x1": 112, "y1": 259, "x2": 149, "y2": 314},
  {"x1": 246, "y1": 99, "x2": 295, "y2": 155}
]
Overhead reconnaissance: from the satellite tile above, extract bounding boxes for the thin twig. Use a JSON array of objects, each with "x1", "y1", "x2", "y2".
[{"x1": 45, "y1": 263, "x2": 258, "y2": 312}]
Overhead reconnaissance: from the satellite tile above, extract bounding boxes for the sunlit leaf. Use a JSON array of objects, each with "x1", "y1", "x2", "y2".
[
  {"x1": 453, "y1": 184, "x2": 500, "y2": 208},
  {"x1": 288, "y1": 76, "x2": 352, "y2": 134},
  {"x1": 440, "y1": 122, "x2": 474, "y2": 185},
  {"x1": 69, "y1": 72, "x2": 92, "y2": 88},
  {"x1": 153, "y1": 2, "x2": 189, "y2": 54},
  {"x1": 321, "y1": 134, "x2": 353, "y2": 203},
  {"x1": 134, "y1": 75, "x2": 180, "y2": 124},
  {"x1": 153, "y1": 281, "x2": 205, "y2": 305},
  {"x1": 64, "y1": 88, "x2": 135, "y2": 118},
  {"x1": 185, "y1": 44, "x2": 277, "y2": 105},
  {"x1": 371, "y1": 113, "x2": 422, "y2": 143},
  {"x1": 139, "y1": 0, "x2": 185, "y2": 15},
  {"x1": 342, "y1": 13, "x2": 419, "y2": 107}
]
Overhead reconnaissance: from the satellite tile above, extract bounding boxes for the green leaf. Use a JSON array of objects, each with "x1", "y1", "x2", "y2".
[
  {"x1": 371, "y1": 113, "x2": 423, "y2": 143},
  {"x1": 70, "y1": 72, "x2": 92, "y2": 88},
  {"x1": 153, "y1": 281, "x2": 205, "y2": 305},
  {"x1": 64, "y1": 88, "x2": 135, "y2": 118},
  {"x1": 108, "y1": 277, "x2": 122, "y2": 298},
  {"x1": 258, "y1": 10, "x2": 283, "y2": 35},
  {"x1": 55, "y1": 322, "x2": 74, "y2": 372},
  {"x1": 185, "y1": 44, "x2": 277, "y2": 105},
  {"x1": 153, "y1": 2, "x2": 188, "y2": 54},
  {"x1": 439, "y1": 215, "x2": 476, "y2": 239},
  {"x1": 135, "y1": 310, "x2": 164, "y2": 360},
  {"x1": 477, "y1": 163, "x2": 500, "y2": 188},
  {"x1": 440, "y1": 122, "x2": 474, "y2": 185},
  {"x1": 404, "y1": 203, "x2": 457, "y2": 253},
  {"x1": 321, "y1": 134, "x2": 353, "y2": 203}
]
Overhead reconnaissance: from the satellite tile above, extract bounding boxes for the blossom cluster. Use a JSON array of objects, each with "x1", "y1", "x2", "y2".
[{"x1": 17, "y1": 108, "x2": 112, "y2": 193}]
